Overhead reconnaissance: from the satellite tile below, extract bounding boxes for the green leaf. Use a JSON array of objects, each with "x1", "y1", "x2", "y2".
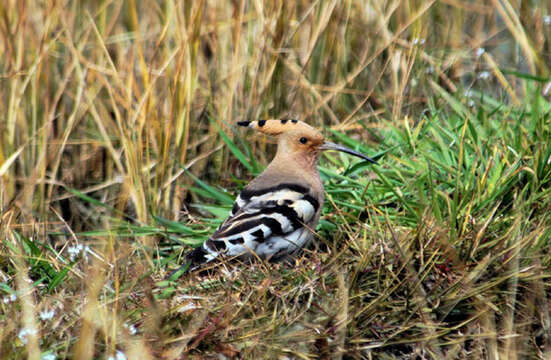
[
  {"x1": 48, "y1": 264, "x2": 74, "y2": 291},
  {"x1": 184, "y1": 168, "x2": 235, "y2": 205},
  {"x1": 152, "y1": 215, "x2": 207, "y2": 235},
  {"x1": 217, "y1": 125, "x2": 255, "y2": 173}
]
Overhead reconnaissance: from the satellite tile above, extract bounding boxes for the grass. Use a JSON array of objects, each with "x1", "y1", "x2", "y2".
[{"x1": 1, "y1": 0, "x2": 551, "y2": 359}]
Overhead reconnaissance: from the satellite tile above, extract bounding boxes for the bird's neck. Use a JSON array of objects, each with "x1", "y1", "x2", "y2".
[
  {"x1": 274, "y1": 149, "x2": 320, "y2": 174},
  {"x1": 266, "y1": 150, "x2": 322, "y2": 192}
]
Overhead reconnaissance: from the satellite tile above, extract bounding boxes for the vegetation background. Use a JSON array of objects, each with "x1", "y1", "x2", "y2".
[{"x1": 1, "y1": 0, "x2": 550, "y2": 359}]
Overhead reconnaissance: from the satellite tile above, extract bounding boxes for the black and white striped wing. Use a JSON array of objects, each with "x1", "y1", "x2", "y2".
[{"x1": 199, "y1": 183, "x2": 320, "y2": 263}]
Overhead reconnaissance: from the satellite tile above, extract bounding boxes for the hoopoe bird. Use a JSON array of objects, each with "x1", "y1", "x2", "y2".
[{"x1": 175, "y1": 119, "x2": 376, "y2": 274}]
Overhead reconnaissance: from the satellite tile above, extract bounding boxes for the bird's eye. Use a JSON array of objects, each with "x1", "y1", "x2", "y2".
[{"x1": 299, "y1": 137, "x2": 308, "y2": 144}]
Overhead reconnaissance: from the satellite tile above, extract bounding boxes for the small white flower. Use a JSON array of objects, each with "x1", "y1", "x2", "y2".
[
  {"x1": 3, "y1": 293, "x2": 17, "y2": 303},
  {"x1": 40, "y1": 309, "x2": 56, "y2": 321},
  {"x1": 68, "y1": 244, "x2": 84, "y2": 261},
  {"x1": 468, "y1": 99, "x2": 475, "y2": 107},
  {"x1": 475, "y1": 47, "x2": 485, "y2": 58},
  {"x1": 41, "y1": 353, "x2": 56, "y2": 360},
  {"x1": 18, "y1": 327, "x2": 38, "y2": 344},
  {"x1": 544, "y1": 15, "x2": 551, "y2": 25},
  {"x1": 464, "y1": 89, "x2": 474, "y2": 98},
  {"x1": 425, "y1": 66, "x2": 434, "y2": 74},
  {"x1": 68, "y1": 244, "x2": 92, "y2": 261},
  {"x1": 412, "y1": 37, "x2": 426, "y2": 45},
  {"x1": 107, "y1": 351, "x2": 127, "y2": 360},
  {"x1": 83, "y1": 245, "x2": 92, "y2": 261},
  {"x1": 123, "y1": 322, "x2": 137, "y2": 335},
  {"x1": 478, "y1": 71, "x2": 491, "y2": 80}
]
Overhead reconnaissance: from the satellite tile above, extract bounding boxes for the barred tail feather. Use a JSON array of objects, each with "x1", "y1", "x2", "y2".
[{"x1": 186, "y1": 245, "x2": 211, "y2": 267}]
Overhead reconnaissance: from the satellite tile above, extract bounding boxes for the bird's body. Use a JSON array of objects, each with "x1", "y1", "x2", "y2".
[{"x1": 178, "y1": 119, "x2": 375, "y2": 273}]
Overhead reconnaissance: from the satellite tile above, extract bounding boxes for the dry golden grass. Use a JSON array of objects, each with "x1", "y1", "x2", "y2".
[{"x1": 1, "y1": 0, "x2": 551, "y2": 359}]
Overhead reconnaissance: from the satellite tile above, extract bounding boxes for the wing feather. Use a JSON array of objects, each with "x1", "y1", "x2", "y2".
[
  {"x1": 175, "y1": 185, "x2": 321, "y2": 275},
  {"x1": 203, "y1": 184, "x2": 319, "y2": 259}
]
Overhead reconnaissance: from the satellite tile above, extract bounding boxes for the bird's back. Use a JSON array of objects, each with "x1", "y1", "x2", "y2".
[{"x1": 185, "y1": 165, "x2": 324, "y2": 270}]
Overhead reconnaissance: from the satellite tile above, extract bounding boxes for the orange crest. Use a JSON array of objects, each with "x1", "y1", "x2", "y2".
[{"x1": 237, "y1": 119, "x2": 318, "y2": 136}]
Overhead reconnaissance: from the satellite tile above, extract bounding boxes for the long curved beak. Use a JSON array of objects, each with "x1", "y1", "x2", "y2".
[{"x1": 320, "y1": 141, "x2": 377, "y2": 164}]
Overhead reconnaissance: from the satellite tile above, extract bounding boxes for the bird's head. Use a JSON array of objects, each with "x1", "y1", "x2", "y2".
[{"x1": 237, "y1": 119, "x2": 377, "y2": 165}]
